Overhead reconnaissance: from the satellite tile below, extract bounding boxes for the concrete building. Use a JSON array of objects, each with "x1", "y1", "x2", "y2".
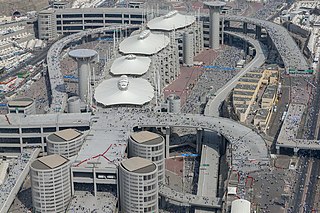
[
  {"x1": 129, "y1": 131, "x2": 165, "y2": 183},
  {"x1": 46, "y1": 129, "x2": 85, "y2": 158},
  {"x1": 30, "y1": 154, "x2": 71, "y2": 213},
  {"x1": 232, "y1": 69, "x2": 278, "y2": 123},
  {"x1": 167, "y1": 94, "x2": 181, "y2": 113},
  {"x1": 7, "y1": 97, "x2": 36, "y2": 115},
  {"x1": 119, "y1": 157, "x2": 158, "y2": 213},
  {"x1": 67, "y1": 96, "x2": 81, "y2": 113},
  {"x1": 0, "y1": 113, "x2": 90, "y2": 153},
  {"x1": 38, "y1": 8, "x2": 148, "y2": 40}
]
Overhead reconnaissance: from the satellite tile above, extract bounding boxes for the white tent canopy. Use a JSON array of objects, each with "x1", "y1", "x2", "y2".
[
  {"x1": 94, "y1": 75, "x2": 154, "y2": 106},
  {"x1": 110, "y1": 55, "x2": 151, "y2": 76},
  {"x1": 119, "y1": 30, "x2": 170, "y2": 55},
  {"x1": 147, "y1": 10, "x2": 196, "y2": 31}
]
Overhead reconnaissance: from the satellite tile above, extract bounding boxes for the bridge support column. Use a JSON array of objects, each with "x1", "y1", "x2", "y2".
[
  {"x1": 256, "y1": 25, "x2": 261, "y2": 40},
  {"x1": 196, "y1": 128, "x2": 203, "y2": 153},
  {"x1": 221, "y1": 16, "x2": 224, "y2": 46},
  {"x1": 243, "y1": 42, "x2": 249, "y2": 56},
  {"x1": 185, "y1": 206, "x2": 190, "y2": 213},
  {"x1": 276, "y1": 145, "x2": 280, "y2": 155},
  {"x1": 221, "y1": 134, "x2": 227, "y2": 154},
  {"x1": 165, "y1": 126, "x2": 170, "y2": 158},
  {"x1": 228, "y1": 34, "x2": 233, "y2": 45},
  {"x1": 243, "y1": 22, "x2": 248, "y2": 34},
  {"x1": 267, "y1": 34, "x2": 274, "y2": 50},
  {"x1": 225, "y1": 20, "x2": 230, "y2": 28},
  {"x1": 160, "y1": 196, "x2": 166, "y2": 209},
  {"x1": 293, "y1": 147, "x2": 299, "y2": 156}
]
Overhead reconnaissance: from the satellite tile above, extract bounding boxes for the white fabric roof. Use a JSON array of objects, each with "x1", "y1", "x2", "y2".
[
  {"x1": 147, "y1": 10, "x2": 196, "y2": 31},
  {"x1": 110, "y1": 55, "x2": 151, "y2": 76},
  {"x1": 231, "y1": 199, "x2": 251, "y2": 213},
  {"x1": 94, "y1": 75, "x2": 154, "y2": 106},
  {"x1": 119, "y1": 30, "x2": 170, "y2": 55}
]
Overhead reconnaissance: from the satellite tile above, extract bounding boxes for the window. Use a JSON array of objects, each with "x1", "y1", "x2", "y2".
[
  {"x1": 62, "y1": 14, "x2": 82, "y2": 18},
  {"x1": 105, "y1": 14, "x2": 122, "y2": 18},
  {"x1": 84, "y1": 14, "x2": 103, "y2": 18}
]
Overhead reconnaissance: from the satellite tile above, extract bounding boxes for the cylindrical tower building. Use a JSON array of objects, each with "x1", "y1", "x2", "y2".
[
  {"x1": 69, "y1": 49, "x2": 97, "y2": 103},
  {"x1": 30, "y1": 154, "x2": 71, "y2": 213},
  {"x1": 46, "y1": 129, "x2": 85, "y2": 158},
  {"x1": 167, "y1": 94, "x2": 181, "y2": 113},
  {"x1": 183, "y1": 31, "x2": 194, "y2": 66},
  {"x1": 119, "y1": 157, "x2": 158, "y2": 213},
  {"x1": 7, "y1": 97, "x2": 36, "y2": 115},
  {"x1": 67, "y1": 96, "x2": 81, "y2": 113},
  {"x1": 129, "y1": 131, "x2": 165, "y2": 183},
  {"x1": 204, "y1": 1, "x2": 226, "y2": 49}
]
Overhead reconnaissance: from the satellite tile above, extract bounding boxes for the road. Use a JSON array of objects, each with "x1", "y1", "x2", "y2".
[{"x1": 204, "y1": 31, "x2": 266, "y2": 117}]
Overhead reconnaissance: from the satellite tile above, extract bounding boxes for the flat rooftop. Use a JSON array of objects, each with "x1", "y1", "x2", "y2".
[
  {"x1": 121, "y1": 157, "x2": 156, "y2": 173},
  {"x1": 7, "y1": 98, "x2": 33, "y2": 107},
  {"x1": 0, "y1": 113, "x2": 91, "y2": 127},
  {"x1": 31, "y1": 154, "x2": 68, "y2": 170},
  {"x1": 238, "y1": 77, "x2": 260, "y2": 84},
  {"x1": 234, "y1": 84, "x2": 257, "y2": 91},
  {"x1": 48, "y1": 129, "x2": 82, "y2": 142},
  {"x1": 131, "y1": 131, "x2": 163, "y2": 145},
  {"x1": 233, "y1": 90, "x2": 255, "y2": 97}
]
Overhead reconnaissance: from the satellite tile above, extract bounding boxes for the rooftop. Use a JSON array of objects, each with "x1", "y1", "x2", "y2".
[
  {"x1": 47, "y1": 129, "x2": 82, "y2": 142},
  {"x1": 121, "y1": 157, "x2": 156, "y2": 173},
  {"x1": 147, "y1": 10, "x2": 196, "y2": 31},
  {"x1": 110, "y1": 54, "x2": 151, "y2": 76},
  {"x1": 69, "y1": 49, "x2": 97, "y2": 59},
  {"x1": 130, "y1": 131, "x2": 163, "y2": 145},
  {"x1": 7, "y1": 97, "x2": 33, "y2": 107},
  {"x1": 119, "y1": 30, "x2": 170, "y2": 55},
  {"x1": 94, "y1": 75, "x2": 154, "y2": 106},
  {"x1": 31, "y1": 154, "x2": 69, "y2": 170},
  {"x1": 203, "y1": 1, "x2": 226, "y2": 8}
]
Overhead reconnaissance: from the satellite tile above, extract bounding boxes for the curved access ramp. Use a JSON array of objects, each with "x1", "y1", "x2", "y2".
[
  {"x1": 225, "y1": 15, "x2": 309, "y2": 71},
  {"x1": 159, "y1": 184, "x2": 222, "y2": 208},
  {"x1": 204, "y1": 31, "x2": 266, "y2": 117}
]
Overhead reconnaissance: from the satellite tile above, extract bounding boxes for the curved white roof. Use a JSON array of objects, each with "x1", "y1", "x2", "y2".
[
  {"x1": 69, "y1": 49, "x2": 97, "y2": 59},
  {"x1": 147, "y1": 10, "x2": 196, "y2": 31},
  {"x1": 119, "y1": 30, "x2": 170, "y2": 55},
  {"x1": 94, "y1": 75, "x2": 154, "y2": 106},
  {"x1": 231, "y1": 199, "x2": 251, "y2": 213},
  {"x1": 110, "y1": 55, "x2": 151, "y2": 76}
]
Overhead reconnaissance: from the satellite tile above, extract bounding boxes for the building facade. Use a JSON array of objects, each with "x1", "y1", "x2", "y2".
[
  {"x1": 38, "y1": 8, "x2": 149, "y2": 40},
  {"x1": 129, "y1": 131, "x2": 165, "y2": 183},
  {"x1": 119, "y1": 157, "x2": 158, "y2": 213},
  {"x1": 30, "y1": 154, "x2": 71, "y2": 213},
  {"x1": 46, "y1": 129, "x2": 85, "y2": 158}
]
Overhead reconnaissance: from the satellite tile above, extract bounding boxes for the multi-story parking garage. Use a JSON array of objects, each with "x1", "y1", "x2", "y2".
[{"x1": 38, "y1": 8, "x2": 149, "y2": 40}]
